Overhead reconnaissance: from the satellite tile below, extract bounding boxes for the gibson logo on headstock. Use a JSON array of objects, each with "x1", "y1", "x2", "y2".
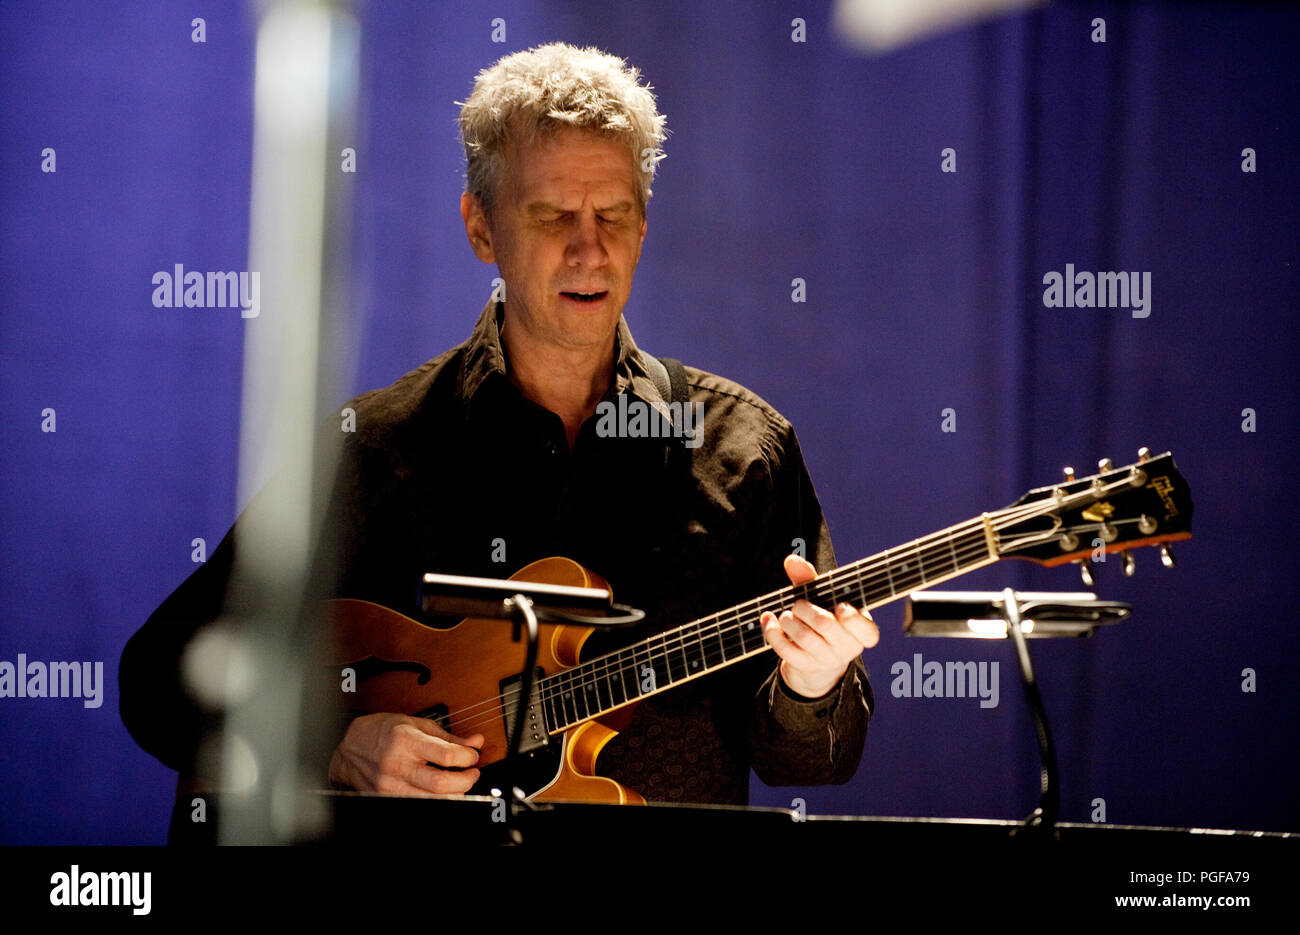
[{"x1": 1146, "y1": 476, "x2": 1179, "y2": 520}]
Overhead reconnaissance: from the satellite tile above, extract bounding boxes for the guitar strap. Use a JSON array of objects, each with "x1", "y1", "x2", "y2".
[
  {"x1": 650, "y1": 353, "x2": 690, "y2": 570},
  {"x1": 579, "y1": 354, "x2": 690, "y2": 658},
  {"x1": 642, "y1": 353, "x2": 672, "y2": 406},
  {"x1": 646, "y1": 354, "x2": 689, "y2": 473},
  {"x1": 661, "y1": 356, "x2": 689, "y2": 413}
]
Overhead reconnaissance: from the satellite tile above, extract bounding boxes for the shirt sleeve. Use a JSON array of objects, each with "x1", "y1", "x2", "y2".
[
  {"x1": 119, "y1": 521, "x2": 236, "y2": 773},
  {"x1": 744, "y1": 423, "x2": 874, "y2": 787}
]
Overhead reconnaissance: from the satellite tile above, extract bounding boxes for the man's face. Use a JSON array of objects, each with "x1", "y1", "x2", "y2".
[{"x1": 461, "y1": 127, "x2": 648, "y2": 353}]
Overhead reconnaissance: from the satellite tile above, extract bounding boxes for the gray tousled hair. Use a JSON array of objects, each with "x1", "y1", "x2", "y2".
[{"x1": 458, "y1": 42, "x2": 668, "y2": 219}]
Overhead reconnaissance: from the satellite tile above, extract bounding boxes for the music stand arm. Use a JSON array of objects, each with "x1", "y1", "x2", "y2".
[
  {"x1": 1000, "y1": 588, "x2": 1060, "y2": 835},
  {"x1": 500, "y1": 594, "x2": 540, "y2": 843}
]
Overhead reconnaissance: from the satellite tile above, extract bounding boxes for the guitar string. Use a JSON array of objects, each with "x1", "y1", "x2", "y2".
[
  {"x1": 540, "y1": 530, "x2": 995, "y2": 700},
  {"x1": 436, "y1": 514, "x2": 1130, "y2": 737},
  {"x1": 439, "y1": 531, "x2": 1013, "y2": 735},
  {"x1": 427, "y1": 481, "x2": 1145, "y2": 735},
  {"x1": 426, "y1": 492, "x2": 1068, "y2": 730},
  {"x1": 542, "y1": 514, "x2": 1137, "y2": 724},
  {"x1": 543, "y1": 504, "x2": 1141, "y2": 709},
  {"x1": 443, "y1": 534, "x2": 1001, "y2": 736},
  {"x1": 431, "y1": 496, "x2": 1129, "y2": 735},
  {"x1": 425, "y1": 519, "x2": 995, "y2": 733}
]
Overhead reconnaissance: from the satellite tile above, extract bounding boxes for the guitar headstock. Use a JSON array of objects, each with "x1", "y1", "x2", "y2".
[{"x1": 995, "y1": 449, "x2": 1192, "y2": 579}]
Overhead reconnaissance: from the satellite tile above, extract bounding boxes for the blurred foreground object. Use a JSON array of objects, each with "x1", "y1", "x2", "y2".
[{"x1": 833, "y1": 0, "x2": 1044, "y2": 52}]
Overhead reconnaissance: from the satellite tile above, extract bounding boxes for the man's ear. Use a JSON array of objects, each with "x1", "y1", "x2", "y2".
[{"x1": 461, "y1": 192, "x2": 496, "y2": 263}]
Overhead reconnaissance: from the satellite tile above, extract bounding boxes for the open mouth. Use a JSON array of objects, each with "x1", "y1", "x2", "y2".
[{"x1": 560, "y1": 291, "x2": 609, "y2": 304}]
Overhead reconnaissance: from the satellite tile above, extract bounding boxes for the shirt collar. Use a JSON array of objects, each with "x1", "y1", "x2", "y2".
[{"x1": 457, "y1": 293, "x2": 671, "y2": 413}]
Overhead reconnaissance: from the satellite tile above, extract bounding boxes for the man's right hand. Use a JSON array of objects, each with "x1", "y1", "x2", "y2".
[{"x1": 327, "y1": 712, "x2": 485, "y2": 795}]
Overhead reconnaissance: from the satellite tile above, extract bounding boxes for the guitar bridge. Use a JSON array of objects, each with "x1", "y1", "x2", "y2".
[{"x1": 499, "y1": 669, "x2": 550, "y2": 755}]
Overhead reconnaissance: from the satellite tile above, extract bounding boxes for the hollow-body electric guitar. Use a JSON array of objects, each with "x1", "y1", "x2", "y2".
[{"x1": 328, "y1": 451, "x2": 1192, "y2": 804}]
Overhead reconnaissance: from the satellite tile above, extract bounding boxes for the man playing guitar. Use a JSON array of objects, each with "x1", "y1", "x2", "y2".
[{"x1": 121, "y1": 42, "x2": 879, "y2": 807}]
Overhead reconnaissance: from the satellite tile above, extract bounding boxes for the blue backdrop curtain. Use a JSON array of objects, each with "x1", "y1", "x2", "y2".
[{"x1": 1, "y1": 0, "x2": 1296, "y2": 843}]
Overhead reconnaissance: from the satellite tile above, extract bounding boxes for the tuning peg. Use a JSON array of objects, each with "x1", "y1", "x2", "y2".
[
  {"x1": 1138, "y1": 515, "x2": 1157, "y2": 535},
  {"x1": 1121, "y1": 551, "x2": 1136, "y2": 577},
  {"x1": 1160, "y1": 545, "x2": 1176, "y2": 568},
  {"x1": 1062, "y1": 466, "x2": 1075, "y2": 481},
  {"x1": 1076, "y1": 559, "x2": 1094, "y2": 587},
  {"x1": 1098, "y1": 458, "x2": 1115, "y2": 472},
  {"x1": 1138, "y1": 447, "x2": 1151, "y2": 463}
]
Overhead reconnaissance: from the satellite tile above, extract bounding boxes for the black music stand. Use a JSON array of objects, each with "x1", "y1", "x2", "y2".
[{"x1": 904, "y1": 588, "x2": 1131, "y2": 835}]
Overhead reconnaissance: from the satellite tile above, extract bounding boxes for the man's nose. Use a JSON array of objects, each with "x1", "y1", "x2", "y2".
[{"x1": 565, "y1": 211, "x2": 608, "y2": 267}]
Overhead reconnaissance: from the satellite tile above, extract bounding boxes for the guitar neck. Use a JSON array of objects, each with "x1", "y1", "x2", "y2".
[{"x1": 539, "y1": 514, "x2": 1000, "y2": 733}]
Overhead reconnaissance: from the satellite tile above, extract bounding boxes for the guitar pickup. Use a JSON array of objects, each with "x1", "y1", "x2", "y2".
[
  {"x1": 413, "y1": 703, "x2": 451, "y2": 732},
  {"x1": 499, "y1": 669, "x2": 550, "y2": 755}
]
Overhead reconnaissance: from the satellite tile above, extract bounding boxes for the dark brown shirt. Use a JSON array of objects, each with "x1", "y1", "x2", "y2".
[{"x1": 121, "y1": 297, "x2": 873, "y2": 805}]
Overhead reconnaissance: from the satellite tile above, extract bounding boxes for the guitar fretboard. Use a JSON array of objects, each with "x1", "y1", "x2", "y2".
[{"x1": 537, "y1": 516, "x2": 998, "y2": 733}]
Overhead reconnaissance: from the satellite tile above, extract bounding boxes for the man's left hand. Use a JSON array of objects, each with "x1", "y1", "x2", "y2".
[{"x1": 761, "y1": 554, "x2": 879, "y2": 699}]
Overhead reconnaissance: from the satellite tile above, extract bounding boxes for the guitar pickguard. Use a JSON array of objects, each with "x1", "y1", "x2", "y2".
[{"x1": 468, "y1": 742, "x2": 564, "y2": 800}]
